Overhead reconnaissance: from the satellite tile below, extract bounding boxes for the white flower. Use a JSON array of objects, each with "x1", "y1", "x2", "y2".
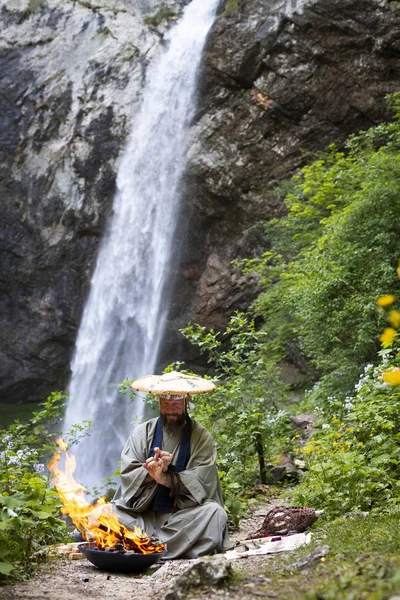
[{"x1": 34, "y1": 463, "x2": 46, "y2": 475}]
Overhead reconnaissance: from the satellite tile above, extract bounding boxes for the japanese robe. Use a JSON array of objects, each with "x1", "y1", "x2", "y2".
[{"x1": 111, "y1": 417, "x2": 230, "y2": 559}]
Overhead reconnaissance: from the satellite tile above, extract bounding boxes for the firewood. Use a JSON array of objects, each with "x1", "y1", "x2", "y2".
[{"x1": 69, "y1": 552, "x2": 84, "y2": 560}]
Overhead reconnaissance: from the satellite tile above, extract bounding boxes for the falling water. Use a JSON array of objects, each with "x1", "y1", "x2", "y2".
[{"x1": 63, "y1": 0, "x2": 219, "y2": 489}]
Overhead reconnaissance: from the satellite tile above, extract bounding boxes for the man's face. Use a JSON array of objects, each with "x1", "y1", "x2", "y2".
[{"x1": 159, "y1": 396, "x2": 187, "y2": 433}]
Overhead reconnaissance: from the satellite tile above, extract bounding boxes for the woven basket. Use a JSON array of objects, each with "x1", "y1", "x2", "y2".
[{"x1": 247, "y1": 506, "x2": 317, "y2": 538}]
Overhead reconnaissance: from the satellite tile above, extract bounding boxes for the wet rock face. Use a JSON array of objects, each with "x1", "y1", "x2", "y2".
[
  {"x1": 172, "y1": 0, "x2": 400, "y2": 338},
  {"x1": 1, "y1": 0, "x2": 400, "y2": 402},
  {"x1": 0, "y1": 0, "x2": 172, "y2": 402}
]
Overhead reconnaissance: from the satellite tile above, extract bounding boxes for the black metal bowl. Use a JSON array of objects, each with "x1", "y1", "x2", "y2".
[{"x1": 78, "y1": 542, "x2": 166, "y2": 573}]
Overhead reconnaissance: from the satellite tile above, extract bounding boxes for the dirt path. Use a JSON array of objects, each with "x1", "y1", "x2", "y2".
[{"x1": 0, "y1": 500, "x2": 283, "y2": 600}]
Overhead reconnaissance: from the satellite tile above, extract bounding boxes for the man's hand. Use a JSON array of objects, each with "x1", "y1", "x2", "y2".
[
  {"x1": 145, "y1": 447, "x2": 173, "y2": 472},
  {"x1": 143, "y1": 456, "x2": 166, "y2": 484}
]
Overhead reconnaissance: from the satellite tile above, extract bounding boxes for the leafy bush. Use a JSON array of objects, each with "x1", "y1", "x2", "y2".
[
  {"x1": 227, "y1": 97, "x2": 400, "y2": 519},
  {"x1": 0, "y1": 392, "x2": 71, "y2": 579},
  {"x1": 181, "y1": 312, "x2": 293, "y2": 521},
  {"x1": 248, "y1": 95, "x2": 400, "y2": 396},
  {"x1": 292, "y1": 350, "x2": 400, "y2": 516}
]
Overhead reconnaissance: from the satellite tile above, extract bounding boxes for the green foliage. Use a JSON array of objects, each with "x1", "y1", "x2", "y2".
[
  {"x1": 248, "y1": 95, "x2": 400, "y2": 396},
  {"x1": 181, "y1": 312, "x2": 292, "y2": 522},
  {"x1": 292, "y1": 349, "x2": 400, "y2": 516},
  {"x1": 303, "y1": 511, "x2": 400, "y2": 599},
  {"x1": 118, "y1": 378, "x2": 160, "y2": 416},
  {"x1": 143, "y1": 4, "x2": 177, "y2": 27},
  {"x1": 0, "y1": 392, "x2": 73, "y2": 579},
  {"x1": 289, "y1": 150, "x2": 400, "y2": 373},
  {"x1": 0, "y1": 400, "x2": 44, "y2": 429},
  {"x1": 224, "y1": 0, "x2": 240, "y2": 14},
  {"x1": 222, "y1": 96, "x2": 400, "y2": 522}
]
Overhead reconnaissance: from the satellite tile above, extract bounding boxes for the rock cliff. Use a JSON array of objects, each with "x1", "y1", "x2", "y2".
[
  {"x1": 1, "y1": 0, "x2": 400, "y2": 402},
  {"x1": 164, "y1": 0, "x2": 400, "y2": 362}
]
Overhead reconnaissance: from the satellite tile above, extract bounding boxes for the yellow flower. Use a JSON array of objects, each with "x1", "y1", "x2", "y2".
[
  {"x1": 359, "y1": 442, "x2": 363, "y2": 447},
  {"x1": 340, "y1": 448, "x2": 345, "y2": 454},
  {"x1": 377, "y1": 294, "x2": 396, "y2": 307},
  {"x1": 369, "y1": 434, "x2": 373, "y2": 437},
  {"x1": 333, "y1": 441, "x2": 338, "y2": 447},
  {"x1": 340, "y1": 422, "x2": 345, "y2": 427},
  {"x1": 383, "y1": 367, "x2": 400, "y2": 386},
  {"x1": 380, "y1": 327, "x2": 397, "y2": 347},
  {"x1": 397, "y1": 259, "x2": 400, "y2": 279},
  {"x1": 346, "y1": 427, "x2": 354, "y2": 433},
  {"x1": 389, "y1": 310, "x2": 400, "y2": 329},
  {"x1": 358, "y1": 423, "x2": 363, "y2": 428}
]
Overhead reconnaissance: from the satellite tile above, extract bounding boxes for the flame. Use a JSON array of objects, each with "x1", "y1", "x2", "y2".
[{"x1": 49, "y1": 438, "x2": 164, "y2": 554}]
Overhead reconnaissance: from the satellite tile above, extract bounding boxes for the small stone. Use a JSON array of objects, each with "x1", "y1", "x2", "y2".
[
  {"x1": 289, "y1": 545, "x2": 330, "y2": 571},
  {"x1": 163, "y1": 556, "x2": 232, "y2": 600}
]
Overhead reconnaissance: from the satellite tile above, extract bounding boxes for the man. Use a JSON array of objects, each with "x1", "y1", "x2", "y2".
[{"x1": 111, "y1": 393, "x2": 230, "y2": 559}]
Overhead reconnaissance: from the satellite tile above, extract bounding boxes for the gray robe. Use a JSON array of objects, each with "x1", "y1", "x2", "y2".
[{"x1": 112, "y1": 417, "x2": 230, "y2": 559}]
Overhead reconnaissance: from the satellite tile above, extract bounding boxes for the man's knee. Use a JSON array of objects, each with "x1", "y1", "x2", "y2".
[{"x1": 205, "y1": 502, "x2": 228, "y2": 525}]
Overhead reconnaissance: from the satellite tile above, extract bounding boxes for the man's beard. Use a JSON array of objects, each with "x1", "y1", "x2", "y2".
[{"x1": 161, "y1": 412, "x2": 187, "y2": 436}]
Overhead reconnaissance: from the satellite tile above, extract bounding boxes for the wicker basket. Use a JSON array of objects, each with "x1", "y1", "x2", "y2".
[{"x1": 247, "y1": 506, "x2": 317, "y2": 538}]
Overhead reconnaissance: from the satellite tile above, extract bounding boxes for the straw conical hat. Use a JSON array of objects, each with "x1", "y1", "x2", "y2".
[{"x1": 131, "y1": 371, "x2": 215, "y2": 395}]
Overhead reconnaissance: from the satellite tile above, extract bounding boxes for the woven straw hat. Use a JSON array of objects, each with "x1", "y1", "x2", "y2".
[{"x1": 131, "y1": 371, "x2": 216, "y2": 395}]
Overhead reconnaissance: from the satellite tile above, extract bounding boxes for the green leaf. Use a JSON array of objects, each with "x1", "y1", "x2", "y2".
[
  {"x1": 0, "y1": 494, "x2": 26, "y2": 509},
  {"x1": 0, "y1": 519, "x2": 13, "y2": 531},
  {"x1": 0, "y1": 560, "x2": 14, "y2": 575},
  {"x1": 33, "y1": 511, "x2": 52, "y2": 520}
]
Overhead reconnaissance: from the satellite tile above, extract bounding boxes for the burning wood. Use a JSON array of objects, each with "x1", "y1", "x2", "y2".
[{"x1": 48, "y1": 438, "x2": 165, "y2": 554}]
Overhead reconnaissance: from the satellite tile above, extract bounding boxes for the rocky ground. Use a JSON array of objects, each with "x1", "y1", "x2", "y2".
[
  {"x1": 0, "y1": 497, "x2": 290, "y2": 600},
  {"x1": 2, "y1": 491, "x2": 400, "y2": 599}
]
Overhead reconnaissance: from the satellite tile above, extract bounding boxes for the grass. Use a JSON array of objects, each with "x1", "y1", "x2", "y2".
[
  {"x1": 224, "y1": 0, "x2": 239, "y2": 15},
  {"x1": 0, "y1": 401, "x2": 44, "y2": 429},
  {"x1": 143, "y1": 5, "x2": 177, "y2": 27},
  {"x1": 233, "y1": 511, "x2": 400, "y2": 599}
]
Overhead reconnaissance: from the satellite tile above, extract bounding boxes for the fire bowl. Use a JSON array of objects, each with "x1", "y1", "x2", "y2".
[{"x1": 78, "y1": 542, "x2": 166, "y2": 573}]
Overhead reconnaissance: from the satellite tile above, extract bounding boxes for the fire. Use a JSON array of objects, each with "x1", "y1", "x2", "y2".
[{"x1": 48, "y1": 438, "x2": 164, "y2": 554}]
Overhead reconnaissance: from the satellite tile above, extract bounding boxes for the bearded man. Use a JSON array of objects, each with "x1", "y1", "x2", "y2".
[{"x1": 110, "y1": 393, "x2": 230, "y2": 559}]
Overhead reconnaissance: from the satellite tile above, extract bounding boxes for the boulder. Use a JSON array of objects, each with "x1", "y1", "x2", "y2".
[{"x1": 163, "y1": 555, "x2": 232, "y2": 600}]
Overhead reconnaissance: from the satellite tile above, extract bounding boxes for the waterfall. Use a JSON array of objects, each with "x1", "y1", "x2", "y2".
[{"x1": 63, "y1": 0, "x2": 219, "y2": 489}]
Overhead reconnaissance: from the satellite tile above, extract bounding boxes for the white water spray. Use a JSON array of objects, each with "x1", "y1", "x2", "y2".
[{"x1": 63, "y1": 0, "x2": 219, "y2": 489}]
